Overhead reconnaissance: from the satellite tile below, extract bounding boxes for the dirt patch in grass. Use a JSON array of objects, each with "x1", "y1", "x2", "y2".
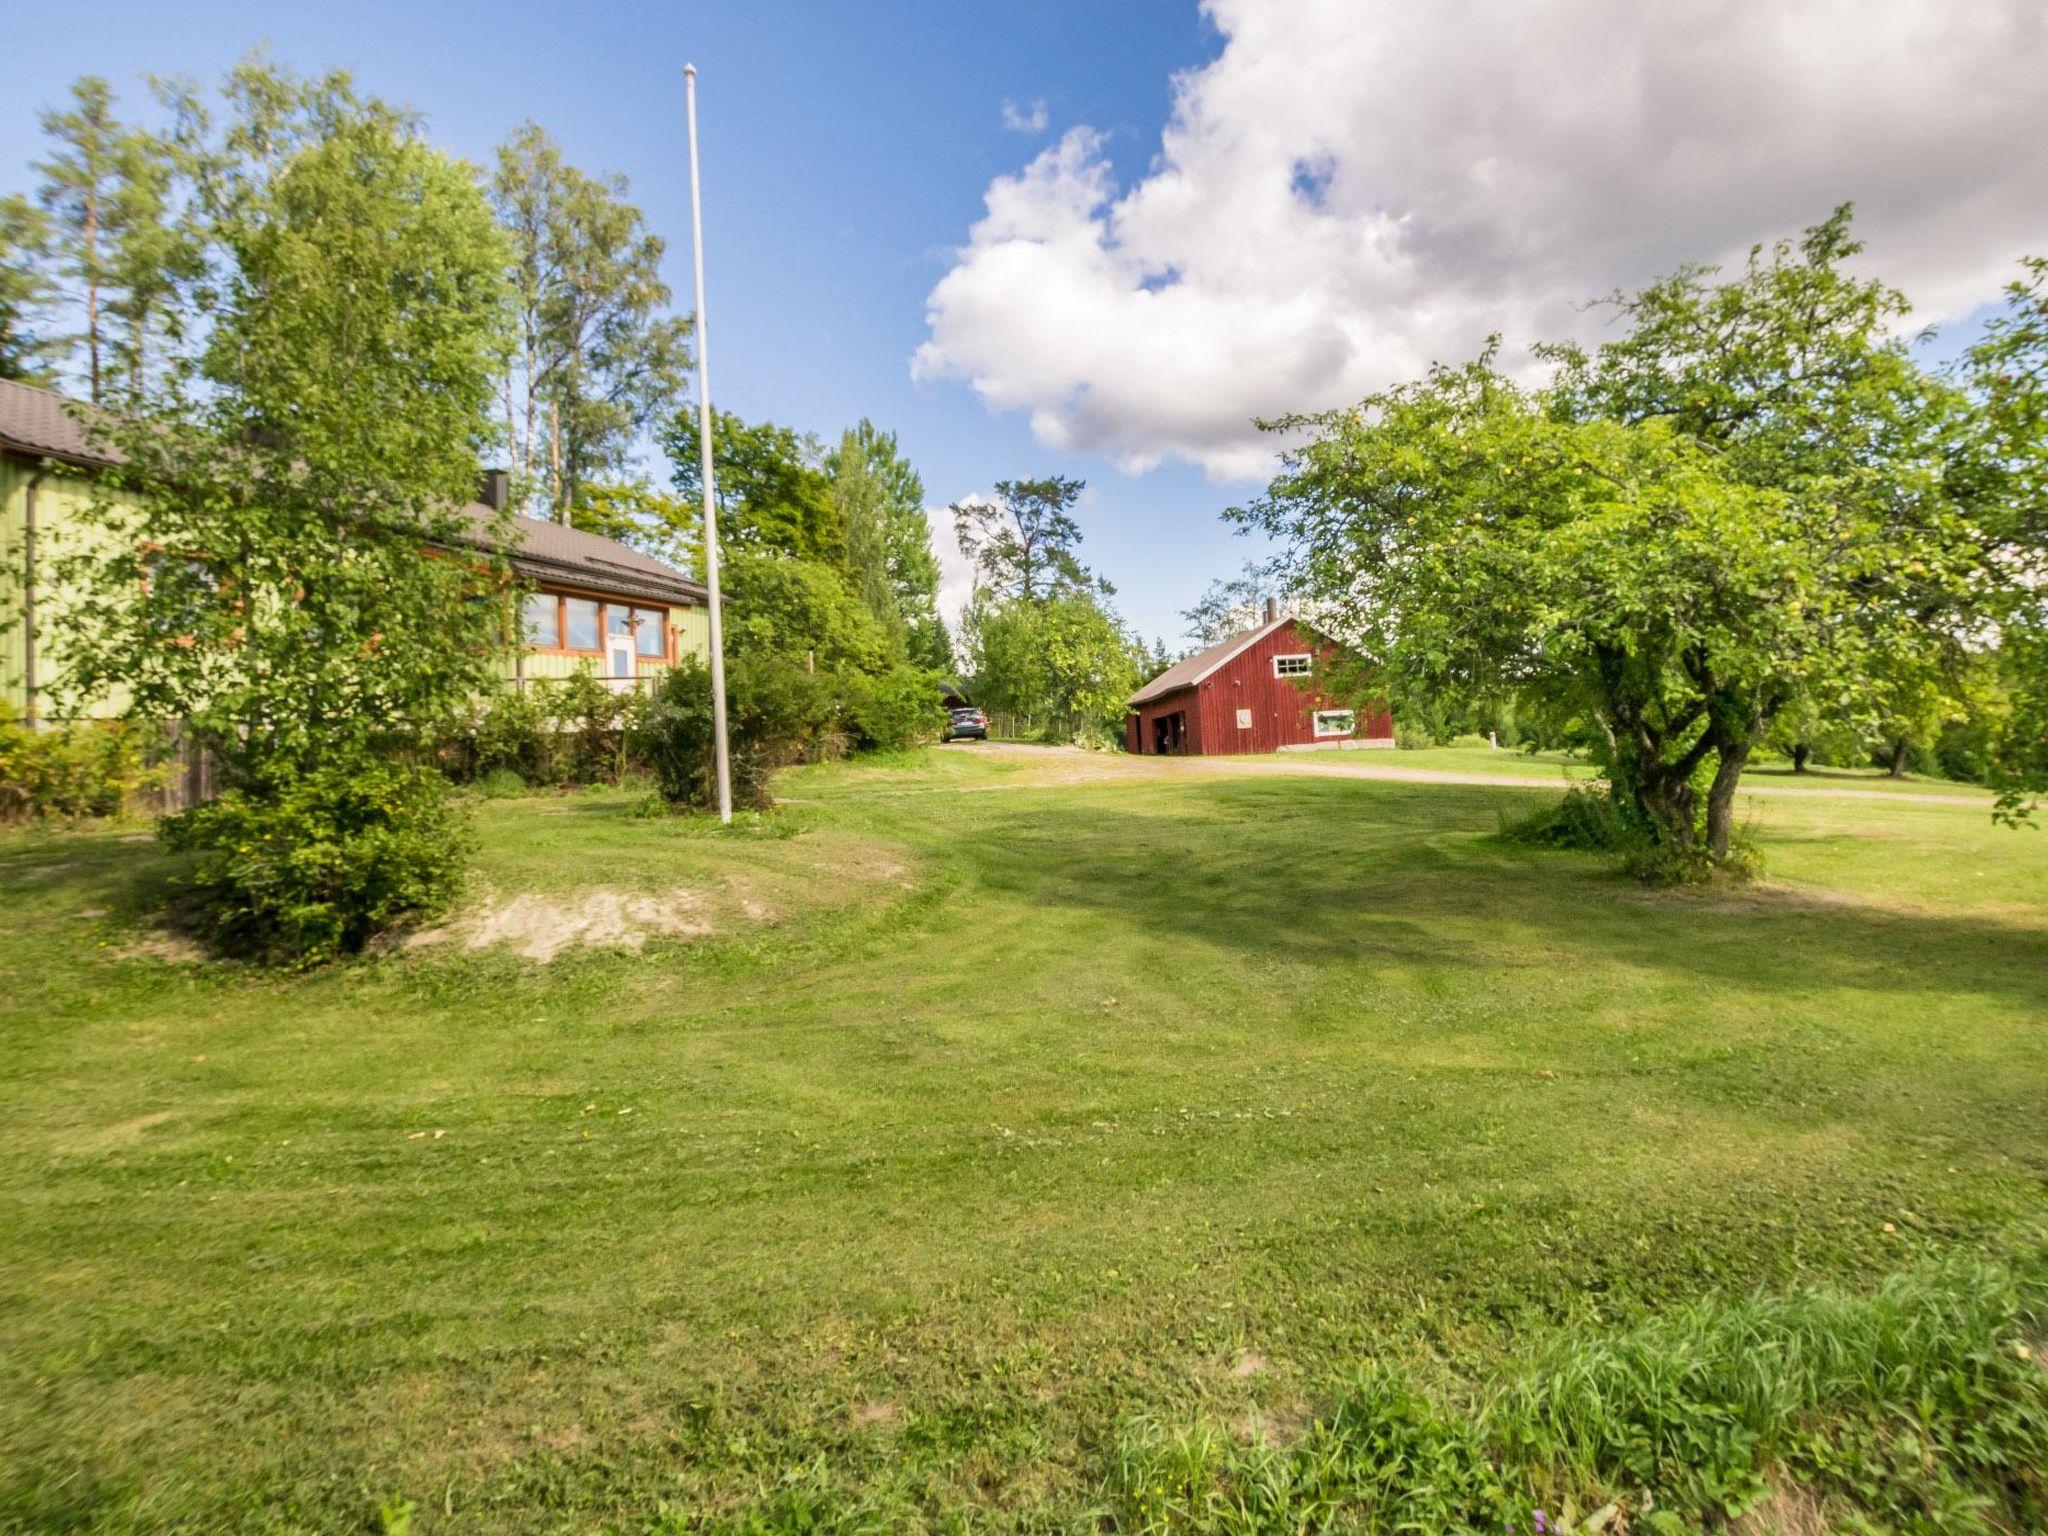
[
  {"x1": 114, "y1": 928, "x2": 207, "y2": 964},
  {"x1": 410, "y1": 887, "x2": 723, "y2": 962}
]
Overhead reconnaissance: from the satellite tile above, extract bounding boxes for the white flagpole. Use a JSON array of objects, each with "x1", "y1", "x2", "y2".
[{"x1": 685, "y1": 62, "x2": 733, "y2": 823}]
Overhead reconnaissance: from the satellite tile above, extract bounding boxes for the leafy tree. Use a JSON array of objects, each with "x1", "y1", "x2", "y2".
[
  {"x1": 718, "y1": 550, "x2": 891, "y2": 676},
  {"x1": 55, "y1": 63, "x2": 513, "y2": 956},
  {"x1": 964, "y1": 590, "x2": 1142, "y2": 744},
  {"x1": 34, "y1": 77, "x2": 123, "y2": 401},
  {"x1": 571, "y1": 478, "x2": 702, "y2": 577},
  {"x1": 1183, "y1": 561, "x2": 1288, "y2": 643},
  {"x1": 0, "y1": 195, "x2": 55, "y2": 382},
  {"x1": 1238, "y1": 215, "x2": 1997, "y2": 876},
  {"x1": 1964, "y1": 256, "x2": 2048, "y2": 819},
  {"x1": 952, "y1": 475, "x2": 1101, "y2": 603},
  {"x1": 825, "y1": 419, "x2": 940, "y2": 649},
  {"x1": 492, "y1": 123, "x2": 690, "y2": 521},
  {"x1": 665, "y1": 406, "x2": 842, "y2": 561}
]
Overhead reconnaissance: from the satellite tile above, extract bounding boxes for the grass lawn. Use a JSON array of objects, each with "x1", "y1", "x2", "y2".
[{"x1": 2, "y1": 747, "x2": 2044, "y2": 1532}]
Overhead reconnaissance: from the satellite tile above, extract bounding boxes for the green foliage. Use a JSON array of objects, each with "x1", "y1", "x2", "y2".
[
  {"x1": 963, "y1": 589, "x2": 1144, "y2": 744},
  {"x1": 825, "y1": 419, "x2": 939, "y2": 651},
  {"x1": 634, "y1": 658, "x2": 777, "y2": 811},
  {"x1": 720, "y1": 550, "x2": 892, "y2": 675},
  {"x1": 571, "y1": 478, "x2": 702, "y2": 575},
  {"x1": 491, "y1": 123, "x2": 691, "y2": 520},
  {"x1": 57, "y1": 60, "x2": 516, "y2": 783},
  {"x1": 0, "y1": 194, "x2": 55, "y2": 383},
  {"x1": 951, "y1": 475, "x2": 1100, "y2": 603},
  {"x1": 1965, "y1": 258, "x2": 2048, "y2": 821},
  {"x1": 0, "y1": 708, "x2": 152, "y2": 821},
  {"x1": 1182, "y1": 562, "x2": 1289, "y2": 644},
  {"x1": 1106, "y1": 1251, "x2": 2048, "y2": 1535},
  {"x1": 841, "y1": 665, "x2": 947, "y2": 752},
  {"x1": 161, "y1": 755, "x2": 467, "y2": 963},
  {"x1": 666, "y1": 408, "x2": 842, "y2": 562},
  {"x1": 1238, "y1": 209, "x2": 2003, "y2": 877}
]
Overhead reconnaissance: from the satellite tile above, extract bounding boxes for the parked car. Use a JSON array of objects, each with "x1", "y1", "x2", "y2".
[{"x1": 943, "y1": 706, "x2": 988, "y2": 743}]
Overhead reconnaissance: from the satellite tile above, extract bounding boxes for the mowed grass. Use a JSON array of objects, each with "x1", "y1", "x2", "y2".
[{"x1": 1, "y1": 747, "x2": 2043, "y2": 1532}]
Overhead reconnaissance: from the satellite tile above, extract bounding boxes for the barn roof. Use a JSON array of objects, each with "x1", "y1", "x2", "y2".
[
  {"x1": 0, "y1": 378, "x2": 707, "y2": 608},
  {"x1": 1128, "y1": 614, "x2": 1294, "y2": 706}
]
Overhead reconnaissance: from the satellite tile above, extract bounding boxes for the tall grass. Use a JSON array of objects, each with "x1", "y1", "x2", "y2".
[{"x1": 1105, "y1": 1247, "x2": 2048, "y2": 1535}]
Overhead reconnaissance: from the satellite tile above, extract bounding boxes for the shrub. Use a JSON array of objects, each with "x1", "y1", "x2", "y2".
[
  {"x1": 636, "y1": 660, "x2": 766, "y2": 812},
  {"x1": 1395, "y1": 724, "x2": 1435, "y2": 751},
  {"x1": 844, "y1": 666, "x2": 947, "y2": 752},
  {"x1": 161, "y1": 755, "x2": 468, "y2": 963},
  {"x1": 1449, "y1": 731, "x2": 1492, "y2": 749},
  {"x1": 0, "y1": 709, "x2": 155, "y2": 822},
  {"x1": 476, "y1": 766, "x2": 527, "y2": 798},
  {"x1": 1497, "y1": 785, "x2": 1636, "y2": 853},
  {"x1": 455, "y1": 686, "x2": 560, "y2": 785}
]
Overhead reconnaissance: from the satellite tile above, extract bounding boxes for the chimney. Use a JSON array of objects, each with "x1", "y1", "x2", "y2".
[
  {"x1": 1263, "y1": 596, "x2": 1278, "y2": 623},
  {"x1": 478, "y1": 468, "x2": 511, "y2": 511}
]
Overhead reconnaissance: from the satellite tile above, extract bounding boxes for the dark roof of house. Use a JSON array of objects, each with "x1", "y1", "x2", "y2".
[
  {"x1": 1129, "y1": 614, "x2": 1295, "y2": 706},
  {"x1": 454, "y1": 505, "x2": 708, "y2": 607},
  {"x1": 0, "y1": 377, "x2": 120, "y2": 467},
  {"x1": 0, "y1": 378, "x2": 707, "y2": 608}
]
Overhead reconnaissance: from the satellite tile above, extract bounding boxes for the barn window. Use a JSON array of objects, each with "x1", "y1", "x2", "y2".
[
  {"x1": 1273, "y1": 653, "x2": 1312, "y2": 677},
  {"x1": 1313, "y1": 709, "x2": 1355, "y2": 737}
]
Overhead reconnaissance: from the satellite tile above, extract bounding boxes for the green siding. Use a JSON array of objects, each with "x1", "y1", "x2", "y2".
[
  {"x1": 5, "y1": 452, "x2": 710, "y2": 718},
  {"x1": 1, "y1": 457, "x2": 129, "y2": 721}
]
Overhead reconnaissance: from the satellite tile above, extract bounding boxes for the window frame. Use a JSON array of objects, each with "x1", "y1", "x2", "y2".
[
  {"x1": 1272, "y1": 652, "x2": 1313, "y2": 678},
  {"x1": 521, "y1": 590, "x2": 562, "y2": 649},
  {"x1": 519, "y1": 587, "x2": 676, "y2": 664},
  {"x1": 1312, "y1": 709, "x2": 1356, "y2": 738}
]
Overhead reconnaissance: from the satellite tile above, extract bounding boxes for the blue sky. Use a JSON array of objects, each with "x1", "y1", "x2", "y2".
[
  {"x1": 2, "y1": 0, "x2": 1250, "y2": 645},
  {"x1": 8, "y1": 2, "x2": 2042, "y2": 646}
]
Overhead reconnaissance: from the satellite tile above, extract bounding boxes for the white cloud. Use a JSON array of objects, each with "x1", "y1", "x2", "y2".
[
  {"x1": 1001, "y1": 97, "x2": 1049, "y2": 135},
  {"x1": 917, "y1": 0, "x2": 2048, "y2": 482},
  {"x1": 925, "y1": 499, "x2": 981, "y2": 628}
]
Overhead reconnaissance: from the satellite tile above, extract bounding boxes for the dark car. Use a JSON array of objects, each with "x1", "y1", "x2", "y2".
[{"x1": 943, "y1": 705, "x2": 988, "y2": 743}]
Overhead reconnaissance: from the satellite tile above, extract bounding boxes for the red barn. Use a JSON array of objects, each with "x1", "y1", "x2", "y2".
[{"x1": 1125, "y1": 608, "x2": 1394, "y2": 756}]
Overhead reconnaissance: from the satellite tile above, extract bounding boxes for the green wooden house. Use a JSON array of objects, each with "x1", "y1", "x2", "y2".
[{"x1": 0, "y1": 379, "x2": 712, "y2": 724}]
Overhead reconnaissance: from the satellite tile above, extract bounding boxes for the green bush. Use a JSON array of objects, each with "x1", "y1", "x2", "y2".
[
  {"x1": 0, "y1": 709, "x2": 155, "y2": 822},
  {"x1": 161, "y1": 755, "x2": 468, "y2": 963},
  {"x1": 1449, "y1": 731, "x2": 1492, "y2": 749},
  {"x1": 476, "y1": 766, "x2": 527, "y2": 798},
  {"x1": 1395, "y1": 724, "x2": 1436, "y2": 750},
  {"x1": 844, "y1": 665, "x2": 946, "y2": 752}
]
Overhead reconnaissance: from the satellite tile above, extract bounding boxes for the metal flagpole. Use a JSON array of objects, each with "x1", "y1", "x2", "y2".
[{"x1": 685, "y1": 62, "x2": 733, "y2": 823}]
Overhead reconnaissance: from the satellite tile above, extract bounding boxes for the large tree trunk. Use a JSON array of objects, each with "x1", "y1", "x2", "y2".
[
  {"x1": 1887, "y1": 738, "x2": 1909, "y2": 778},
  {"x1": 1704, "y1": 738, "x2": 1753, "y2": 861},
  {"x1": 1791, "y1": 742, "x2": 1810, "y2": 774},
  {"x1": 1632, "y1": 764, "x2": 1698, "y2": 857}
]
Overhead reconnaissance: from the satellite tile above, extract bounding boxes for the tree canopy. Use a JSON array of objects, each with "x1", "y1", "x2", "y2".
[
  {"x1": 491, "y1": 123, "x2": 691, "y2": 522},
  {"x1": 57, "y1": 61, "x2": 515, "y2": 780},
  {"x1": 1236, "y1": 210, "x2": 2006, "y2": 874}
]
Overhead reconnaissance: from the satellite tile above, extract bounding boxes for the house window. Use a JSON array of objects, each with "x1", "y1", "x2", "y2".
[
  {"x1": 563, "y1": 597, "x2": 600, "y2": 651},
  {"x1": 634, "y1": 607, "x2": 666, "y2": 657},
  {"x1": 522, "y1": 591, "x2": 560, "y2": 648},
  {"x1": 1273, "y1": 653, "x2": 1312, "y2": 677},
  {"x1": 1313, "y1": 709, "x2": 1355, "y2": 737}
]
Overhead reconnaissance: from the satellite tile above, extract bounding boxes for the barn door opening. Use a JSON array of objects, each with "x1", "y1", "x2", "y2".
[{"x1": 1151, "y1": 711, "x2": 1186, "y2": 755}]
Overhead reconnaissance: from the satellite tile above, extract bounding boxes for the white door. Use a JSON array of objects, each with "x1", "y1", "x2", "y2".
[{"x1": 606, "y1": 633, "x2": 636, "y2": 691}]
